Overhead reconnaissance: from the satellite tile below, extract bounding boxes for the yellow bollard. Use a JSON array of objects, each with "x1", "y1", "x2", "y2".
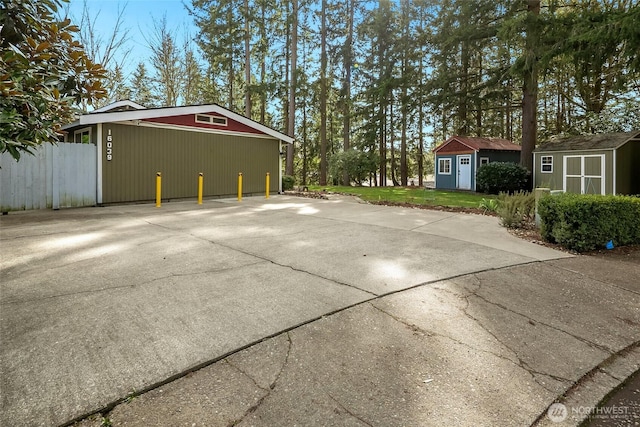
[
  {"x1": 198, "y1": 173, "x2": 203, "y2": 205},
  {"x1": 266, "y1": 172, "x2": 270, "y2": 199},
  {"x1": 238, "y1": 172, "x2": 243, "y2": 201},
  {"x1": 156, "y1": 172, "x2": 162, "y2": 207}
]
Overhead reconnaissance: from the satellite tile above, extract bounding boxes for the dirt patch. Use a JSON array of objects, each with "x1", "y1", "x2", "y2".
[
  {"x1": 368, "y1": 200, "x2": 499, "y2": 217},
  {"x1": 283, "y1": 190, "x2": 329, "y2": 200}
]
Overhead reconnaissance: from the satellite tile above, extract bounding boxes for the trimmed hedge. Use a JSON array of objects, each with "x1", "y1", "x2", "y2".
[
  {"x1": 476, "y1": 162, "x2": 529, "y2": 194},
  {"x1": 538, "y1": 193, "x2": 640, "y2": 252}
]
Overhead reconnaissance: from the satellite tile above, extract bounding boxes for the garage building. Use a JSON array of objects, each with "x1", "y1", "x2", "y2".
[{"x1": 62, "y1": 100, "x2": 294, "y2": 204}]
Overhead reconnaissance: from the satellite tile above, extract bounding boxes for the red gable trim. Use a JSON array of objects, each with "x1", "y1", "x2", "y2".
[
  {"x1": 434, "y1": 138, "x2": 476, "y2": 154},
  {"x1": 434, "y1": 136, "x2": 521, "y2": 153},
  {"x1": 143, "y1": 113, "x2": 263, "y2": 135}
]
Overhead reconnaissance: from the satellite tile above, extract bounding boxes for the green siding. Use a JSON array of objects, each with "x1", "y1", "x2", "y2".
[
  {"x1": 616, "y1": 140, "x2": 640, "y2": 195},
  {"x1": 534, "y1": 152, "x2": 564, "y2": 190},
  {"x1": 633, "y1": 141, "x2": 640, "y2": 194},
  {"x1": 534, "y1": 150, "x2": 614, "y2": 194},
  {"x1": 102, "y1": 124, "x2": 280, "y2": 203}
]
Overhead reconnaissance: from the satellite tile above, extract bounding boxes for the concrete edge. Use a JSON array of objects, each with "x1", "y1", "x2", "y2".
[{"x1": 531, "y1": 341, "x2": 640, "y2": 426}]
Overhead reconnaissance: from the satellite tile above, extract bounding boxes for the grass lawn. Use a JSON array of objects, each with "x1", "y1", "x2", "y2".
[{"x1": 307, "y1": 185, "x2": 497, "y2": 209}]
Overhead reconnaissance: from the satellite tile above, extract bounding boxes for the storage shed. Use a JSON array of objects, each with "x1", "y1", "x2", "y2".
[
  {"x1": 434, "y1": 136, "x2": 521, "y2": 191},
  {"x1": 533, "y1": 131, "x2": 640, "y2": 195},
  {"x1": 61, "y1": 101, "x2": 294, "y2": 205}
]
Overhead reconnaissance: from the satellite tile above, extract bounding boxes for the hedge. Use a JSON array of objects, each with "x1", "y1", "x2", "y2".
[
  {"x1": 476, "y1": 162, "x2": 529, "y2": 194},
  {"x1": 538, "y1": 193, "x2": 640, "y2": 252}
]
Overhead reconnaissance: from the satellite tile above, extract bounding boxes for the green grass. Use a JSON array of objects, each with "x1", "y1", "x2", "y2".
[{"x1": 307, "y1": 185, "x2": 497, "y2": 208}]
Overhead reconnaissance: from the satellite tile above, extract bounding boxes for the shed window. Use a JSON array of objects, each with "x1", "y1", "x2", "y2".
[
  {"x1": 438, "y1": 158, "x2": 451, "y2": 175},
  {"x1": 480, "y1": 157, "x2": 489, "y2": 166},
  {"x1": 541, "y1": 156, "x2": 553, "y2": 173},
  {"x1": 195, "y1": 114, "x2": 227, "y2": 126},
  {"x1": 74, "y1": 128, "x2": 91, "y2": 144}
]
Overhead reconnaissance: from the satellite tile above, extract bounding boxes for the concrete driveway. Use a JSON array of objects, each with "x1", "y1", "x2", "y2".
[{"x1": 1, "y1": 195, "x2": 635, "y2": 426}]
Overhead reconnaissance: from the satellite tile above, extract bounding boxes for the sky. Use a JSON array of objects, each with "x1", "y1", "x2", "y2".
[{"x1": 64, "y1": 0, "x2": 198, "y2": 79}]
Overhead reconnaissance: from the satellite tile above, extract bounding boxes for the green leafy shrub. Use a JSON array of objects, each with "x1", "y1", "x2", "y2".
[
  {"x1": 476, "y1": 162, "x2": 530, "y2": 194},
  {"x1": 497, "y1": 191, "x2": 535, "y2": 228},
  {"x1": 329, "y1": 149, "x2": 377, "y2": 186},
  {"x1": 479, "y1": 198, "x2": 500, "y2": 214},
  {"x1": 538, "y1": 193, "x2": 640, "y2": 252},
  {"x1": 282, "y1": 175, "x2": 295, "y2": 191}
]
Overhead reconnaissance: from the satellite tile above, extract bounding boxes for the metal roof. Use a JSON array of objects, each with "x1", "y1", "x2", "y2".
[{"x1": 534, "y1": 131, "x2": 640, "y2": 152}]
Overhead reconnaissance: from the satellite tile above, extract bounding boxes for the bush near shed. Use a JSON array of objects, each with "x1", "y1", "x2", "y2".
[
  {"x1": 476, "y1": 162, "x2": 529, "y2": 194},
  {"x1": 538, "y1": 193, "x2": 640, "y2": 252},
  {"x1": 282, "y1": 175, "x2": 295, "y2": 191}
]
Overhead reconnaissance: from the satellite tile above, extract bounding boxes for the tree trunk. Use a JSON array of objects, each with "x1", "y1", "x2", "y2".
[
  {"x1": 259, "y1": 3, "x2": 266, "y2": 123},
  {"x1": 400, "y1": 0, "x2": 408, "y2": 186},
  {"x1": 342, "y1": 0, "x2": 354, "y2": 186},
  {"x1": 417, "y1": 13, "x2": 425, "y2": 187},
  {"x1": 227, "y1": 7, "x2": 234, "y2": 109},
  {"x1": 458, "y1": 40, "x2": 469, "y2": 135},
  {"x1": 319, "y1": 0, "x2": 328, "y2": 185},
  {"x1": 302, "y1": 92, "x2": 307, "y2": 185},
  {"x1": 521, "y1": 0, "x2": 540, "y2": 175},
  {"x1": 400, "y1": 88, "x2": 407, "y2": 186},
  {"x1": 285, "y1": 0, "x2": 297, "y2": 176},
  {"x1": 244, "y1": 0, "x2": 251, "y2": 117},
  {"x1": 379, "y1": 105, "x2": 386, "y2": 187}
]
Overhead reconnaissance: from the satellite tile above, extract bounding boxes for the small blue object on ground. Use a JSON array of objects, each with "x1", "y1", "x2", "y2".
[{"x1": 606, "y1": 240, "x2": 614, "y2": 250}]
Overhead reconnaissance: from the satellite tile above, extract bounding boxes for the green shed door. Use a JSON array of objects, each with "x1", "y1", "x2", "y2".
[{"x1": 563, "y1": 154, "x2": 605, "y2": 195}]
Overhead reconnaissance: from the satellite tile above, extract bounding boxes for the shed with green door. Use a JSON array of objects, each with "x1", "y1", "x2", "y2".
[
  {"x1": 62, "y1": 100, "x2": 293, "y2": 204},
  {"x1": 533, "y1": 131, "x2": 640, "y2": 195}
]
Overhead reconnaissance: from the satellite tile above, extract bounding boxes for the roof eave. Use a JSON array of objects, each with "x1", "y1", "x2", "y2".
[
  {"x1": 434, "y1": 136, "x2": 477, "y2": 153},
  {"x1": 64, "y1": 105, "x2": 294, "y2": 143}
]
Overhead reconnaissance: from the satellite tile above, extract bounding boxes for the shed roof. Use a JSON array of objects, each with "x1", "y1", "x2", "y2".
[
  {"x1": 534, "y1": 131, "x2": 640, "y2": 152},
  {"x1": 434, "y1": 136, "x2": 521, "y2": 153},
  {"x1": 63, "y1": 102, "x2": 294, "y2": 144}
]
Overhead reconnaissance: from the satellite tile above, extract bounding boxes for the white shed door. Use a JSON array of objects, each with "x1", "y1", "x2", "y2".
[
  {"x1": 563, "y1": 155, "x2": 605, "y2": 195},
  {"x1": 457, "y1": 155, "x2": 472, "y2": 190}
]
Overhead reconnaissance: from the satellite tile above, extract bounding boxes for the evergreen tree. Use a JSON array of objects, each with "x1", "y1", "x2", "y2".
[{"x1": 131, "y1": 62, "x2": 157, "y2": 107}]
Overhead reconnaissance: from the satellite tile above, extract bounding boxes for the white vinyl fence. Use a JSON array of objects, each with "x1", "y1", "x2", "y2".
[{"x1": 0, "y1": 142, "x2": 97, "y2": 212}]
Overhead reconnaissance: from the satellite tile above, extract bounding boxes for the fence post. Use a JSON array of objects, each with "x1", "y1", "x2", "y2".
[
  {"x1": 238, "y1": 172, "x2": 243, "y2": 201},
  {"x1": 156, "y1": 172, "x2": 162, "y2": 208},
  {"x1": 198, "y1": 173, "x2": 203, "y2": 205}
]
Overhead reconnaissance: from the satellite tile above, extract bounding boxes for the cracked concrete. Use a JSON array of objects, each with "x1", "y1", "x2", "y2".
[
  {"x1": 1, "y1": 196, "x2": 636, "y2": 427},
  {"x1": 98, "y1": 252, "x2": 638, "y2": 427}
]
